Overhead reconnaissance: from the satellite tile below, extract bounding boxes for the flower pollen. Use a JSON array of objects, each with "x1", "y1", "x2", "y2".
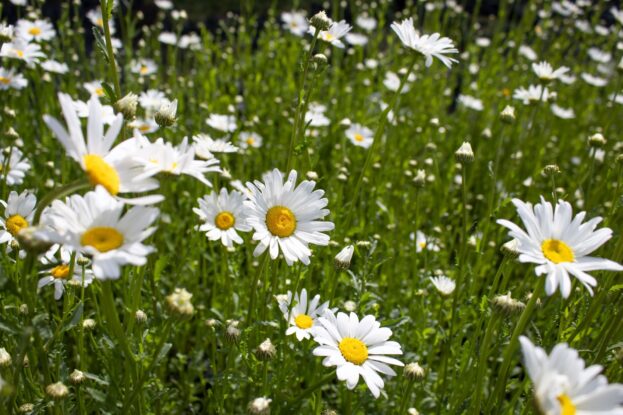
[
  {"x1": 338, "y1": 337, "x2": 368, "y2": 365},
  {"x1": 265, "y1": 206, "x2": 296, "y2": 237},
  {"x1": 83, "y1": 154, "x2": 120, "y2": 195},
  {"x1": 294, "y1": 314, "x2": 313, "y2": 329},
  {"x1": 6, "y1": 214, "x2": 28, "y2": 236},
  {"x1": 51, "y1": 264, "x2": 70, "y2": 280},
  {"x1": 81, "y1": 227, "x2": 124, "y2": 253},
  {"x1": 542, "y1": 239, "x2": 574, "y2": 264},
  {"x1": 215, "y1": 211, "x2": 235, "y2": 230},
  {"x1": 557, "y1": 394, "x2": 576, "y2": 415}
]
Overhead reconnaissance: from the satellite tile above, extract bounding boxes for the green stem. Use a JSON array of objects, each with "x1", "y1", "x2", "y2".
[
  {"x1": 471, "y1": 313, "x2": 502, "y2": 412},
  {"x1": 100, "y1": 0, "x2": 122, "y2": 98}
]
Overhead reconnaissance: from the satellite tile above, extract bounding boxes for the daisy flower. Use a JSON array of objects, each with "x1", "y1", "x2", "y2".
[
  {"x1": 139, "y1": 89, "x2": 167, "y2": 112},
  {"x1": 206, "y1": 114, "x2": 237, "y2": 133},
  {"x1": 41, "y1": 60, "x2": 69, "y2": 74},
  {"x1": 38, "y1": 246, "x2": 94, "y2": 300},
  {"x1": 43, "y1": 93, "x2": 163, "y2": 204},
  {"x1": 193, "y1": 134, "x2": 239, "y2": 159},
  {"x1": 244, "y1": 169, "x2": 334, "y2": 265},
  {"x1": 16, "y1": 19, "x2": 56, "y2": 42},
  {"x1": 581, "y1": 73, "x2": 608, "y2": 87},
  {"x1": 497, "y1": 197, "x2": 623, "y2": 298},
  {"x1": 0, "y1": 147, "x2": 31, "y2": 186},
  {"x1": 179, "y1": 33, "x2": 201, "y2": 50},
  {"x1": 345, "y1": 33, "x2": 368, "y2": 46},
  {"x1": 355, "y1": 15, "x2": 377, "y2": 32},
  {"x1": 87, "y1": 7, "x2": 115, "y2": 34},
  {"x1": 312, "y1": 310, "x2": 404, "y2": 398},
  {"x1": 281, "y1": 11, "x2": 308, "y2": 36},
  {"x1": 277, "y1": 289, "x2": 330, "y2": 341},
  {"x1": 0, "y1": 38, "x2": 46, "y2": 65},
  {"x1": 0, "y1": 67, "x2": 27, "y2": 90},
  {"x1": 129, "y1": 117, "x2": 159, "y2": 135},
  {"x1": 304, "y1": 103, "x2": 330, "y2": 127},
  {"x1": 391, "y1": 18, "x2": 458, "y2": 68},
  {"x1": 519, "y1": 336, "x2": 623, "y2": 415},
  {"x1": 131, "y1": 59, "x2": 157, "y2": 76},
  {"x1": 383, "y1": 71, "x2": 410, "y2": 93},
  {"x1": 238, "y1": 132, "x2": 263, "y2": 149},
  {"x1": 0, "y1": 190, "x2": 36, "y2": 246},
  {"x1": 430, "y1": 275, "x2": 456, "y2": 296},
  {"x1": 345, "y1": 124, "x2": 373, "y2": 149},
  {"x1": 550, "y1": 104, "x2": 575, "y2": 119},
  {"x1": 518, "y1": 45, "x2": 538, "y2": 61},
  {"x1": 413, "y1": 230, "x2": 440, "y2": 253},
  {"x1": 40, "y1": 186, "x2": 159, "y2": 280},
  {"x1": 158, "y1": 32, "x2": 177, "y2": 45},
  {"x1": 194, "y1": 188, "x2": 251, "y2": 247},
  {"x1": 458, "y1": 94, "x2": 484, "y2": 111},
  {"x1": 314, "y1": 20, "x2": 352, "y2": 48},
  {"x1": 532, "y1": 61, "x2": 570, "y2": 82},
  {"x1": 83, "y1": 80, "x2": 106, "y2": 98},
  {"x1": 513, "y1": 85, "x2": 554, "y2": 105}
]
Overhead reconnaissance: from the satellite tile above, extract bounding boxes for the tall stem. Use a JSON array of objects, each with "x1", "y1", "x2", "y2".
[{"x1": 100, "y1": 0, "x2": 122, "y2": 98}]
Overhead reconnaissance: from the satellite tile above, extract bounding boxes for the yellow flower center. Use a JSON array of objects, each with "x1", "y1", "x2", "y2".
[
  {"x1": 81, "y1": 227, "x2": 124, "y2": 253},
  {"x1": 96, "y1": 18, "x2": 103, "y2": 27},
  {"x1": 246, "y1": 137, "x2": 255, "y2": 146},
  {"x1": 6, "y1": 214, "x2": 28, "y2": 237},
  {"x1": 294, "y1": 314, "x2": 313, "y2": 329},
  {"x1": 338, "y1": 337, "x2": 368, "y2": 365},
  {"x1": 16, "y1": 49, "x2": 24, "y2": 58},
  {"x1": 139, "y1": 124, "x2": 151, "y2": 132},
  {"x1": 541, "y1": 239, "x2": 574, "y2": 264},
  {"x1": 95, "y1": 87, "x2": 104, "y2": 96},
  {"x1": 51, "y1": 264, "x2": 70, "y2": 280},
  {"x1": 557, "y1": 394, "x2": 576, "y2": 415},
  {"x1": 354, "y1": 133, "x2": 364, "y2": 142},
  {"x1": 419, "y1": 241, "x2": 427, "y2": 249},
  {"x1": 28, "y1": 27, "x2": 42, "y2": 36},
  {"x1": 324, "y1": 33, "x2": 335, "y2": 41},
  {"x1": 0, "y1": 76, "x2": 10, "y2": 85},
  {"x1": 265, "y1": 206, "x2": 296, "y2": 237},
  {"x1": 215, "y1": 211, "x2": 235, "y2": 230},
  {"x1": 83, "y1": 154, "x2": 120, "y2": 195},
  {"x1": 140, "y1": 65, "x2": 149, "y2": 74}
]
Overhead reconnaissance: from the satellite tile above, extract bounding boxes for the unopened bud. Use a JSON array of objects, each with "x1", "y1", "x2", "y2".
[
  {"x1": 334, "y1": 245, "x2": 354, "y2": 270},
  {"x1": 501, "y1": 239, "x2": 520, "y2": 258},
  {"x1": 135, "y1": 309, "x2": 147, "y2": 323},
  {"x1": 114, "y1": 92, "x2": 138, "y2": 119},
  {"x1": 500, "y1": 105, "x2": 516, "y2": 123},
  {"x1": 455, "y1": 142, "x2": 474, "y2": 163},
  {"x1": 69, "y1": 369, "x2": 86, "y2": 384},
  {"x1": 82, "y1": 319, "x2": 96, "y2": 330},
  {"x1": 248, "y1": 397, "x2": 272, "y2": 415},
  {"x1": 310, "y1": 11, "x2": 331, "y2": 31},
  {"x1": 413, "y1": 169, "x2": 426, "y2": 187},
  {"x1": 492, "y1": 292, "x2": 526, "y2": 315},
  {"x1": 588, "y1": 133, "x2": 606, "y2": 148},
  {"x1": 166, "y1": 288, "x2": 194, "y2": 316},
  {"x1": 225, "y1": 322, "x2": 241, "y2": 344},
  {"x1": 46, "y1": 382, "x2": 69, "y2": 400},
  {"x1": 0, "y1": 348, "x2": 12, "y2": 367},
  {"x1": 542, "y1": 164, "x2": 560, "y2": 176},
  {"x1": 255, "y1": 338, "x2": 276, "y2": 361},
  {"x1": 404, "y1": 362, "x2": 425, "y2": 381},
  {"x1": 154, "y1": 99, "x2": 178, "y2": 127}
]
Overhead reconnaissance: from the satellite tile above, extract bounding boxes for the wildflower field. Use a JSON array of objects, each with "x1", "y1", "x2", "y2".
[{"x1": 1, "y1": 0, "x2": 623, "y2": 413}]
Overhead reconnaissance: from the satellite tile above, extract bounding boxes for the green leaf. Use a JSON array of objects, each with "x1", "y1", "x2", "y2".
[{"x1": 63, "y1": 303, "x2": 83, "y2": 332}]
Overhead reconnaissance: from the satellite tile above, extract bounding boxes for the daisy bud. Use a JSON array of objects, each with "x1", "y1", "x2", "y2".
[
  {"x1": 334, "y1": 245, "x2": 354, "y2": 270},
  {"x1": 114, "y1": 92, "x2": 138, "y2": 120},
  {"x1": 0, "y1": 23, "x2": 13, "y2": 43},
  {"x1": 501, "y1": 239, "x2": 520, "y2": 258},
  {"x1": 82, "y1": 319, "x2": 96, "y2": 330},
  {"x1": 0, "y1": 348, "x2": 12, "y2": 367},
  {"x1": 408, "y1": 409, "x2": 420, "y2": 415},
  {"x1": 411, "y1": 169, "x2": 425, "y2": 188},
  {"x1": 9, "y1": 240, "x2": 20, "y2": 251},
  {"x1": 255, "y1": 338, "x2": 276, "y2": 361},
  {"x1": 135, "y1": 310, "x2": 147, "y2": 323},
  {"x1": 225, "y1": 322, "x2": 241, "y2": 344},
  {"x1": 166, "y1": 288, "x2": 194, "y2": 317},
  {"x1": 499, "y1": 105, "x2": 516, "y2": 123},
  {"x1": 306, "y1": 171, "x2": 319, "y2": 180},
  {"x1": 16, "y1": 226, "x2": 53, "y2": 255},
  {"x1": 205, "y1": 318, "x2": 219, "y2": 328},
  {"x1": 77, "y1": 256, "x2": 91, "y2": 266},
  {"x1": 19, "y1": 404, "x2": 35, "y2": 413},
  {"x1": 343, "y1": 300, "x2": 357, "y2": 312},
  {"x1": 46, "y1": 382, "x2": 69, "y2": 400},
  {"x1": 492, "y1": 292, "x2": 526, "y2": 315},
  {"x1": 155, "y1": 99, "x2": 178, "y2": 127},
  {"x1": 19, "y1": 304, "x2": 28, "y2": 315},
  {"x1": 6, "y1": 127, "x2": 19, "y2": 140},
  {"x1": 588, "y1": 133, "x2": 606, "y2": 148},
  {"x1": 310, "y1": 11, "x2": 331, "y2": 31},
  {"x1": 3, "y1": 107, "x2": 16, "y2": 119},
  {"x1": 404, "y1": 362, "x2": 425, "y2": 381},
  {"x1": 248, "y1": 397, "x2": 272, "y2": 415},
  {"x1": 481, "y1": 128, "x2": 492, "y2": 139},
  {"x1": 312, "y1": 53, "x2": 328, "y2": 71},
  {"x1": 542, "y1": 164, "x2": 560, "y2": 176},
  {"x1": 455, "y1": 142, "x2": 474, "y2": 163},
  {"x1": 69, "y1": 369, "x2": 86, "y2": 385}
]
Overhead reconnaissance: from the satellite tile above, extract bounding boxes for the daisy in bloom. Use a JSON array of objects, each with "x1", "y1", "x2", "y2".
[
  {"x1": 193, "y1": 134, "x2": 239, "y2": 159},
  {"x1": 519, "y1": 336, "x2": 623, "y2": 414},
  {"x1": 0, "y1": 23, "x2": 14, "y2": 41},
  {"x1": 40, "y1": 186, "x2": 159, "y2": 280},
  {"x1": 304, "y1": 103, "x2": 330, "y2": 127},
  {"x1": 206, "y1": 114, "x2": 237, "y2": 133},
  {"x1": 83, "y1": 80, "x2": 106, "y2": 98},
  {"x1": 41, "y1": 60, "x2": 69, "y2": 74},
  {"x1": 278, "y1": 289, "x2": 330, "y2": 341},
  {"x1": 122, "y1": 134, "x2": 221, "y2": 187},
  {"x1": 16, "y1": 19, "x2": 56, "y2": 42},
  {"x1": 194, "y1": 188, "x2": 251, "y2": 247},
  {"x1": 179, "y1": 33, "x2": 201, "y2": 50},
  {"x1": 458, "y1": 94, "x2": 484, "y2": 111},
  {"x1": 0, "y1": 190, "x2": 36, "y2": 246},
  {"x1": 532, "y1": 61, "x2": 570, "y2": 82},
  {"x1": 244, "y1": 169, "x2": 334, "y2": 265},
  {"x1": 430, "y1": 275, "x2": 456, "y2": 296},
  {"x1": 238, "y1": 132, "x2": 263, "y2": 149},
  {"x1": 412, "y1": 230, "x2": 440, "y2": 253},
  {"x1": 581, "y1": 73, "x2": 608, "y2": 87},
  {"x1": 383, "y1": 71, "x2": 410, "y2": 93},
  {"x1": 313, "y1": 20, "x2": 352, "y2": 48},
  {"x1": 312, "y1": 310, "x2": 404, "y2": 398},
  {"x1": 345, "y1": 32, "x2": 368, "y2": 46},
  {"x1": 131, "y1": 59, "x2": 157, "y2": 76},
  {"x1": 345, "y1": 124, "x2": 373, "y2": 149},
  {"x1": 87, "y1": 7, "x2": 115, "y2": 34},
  {"x1": 0, "y1": 147, "x2": 31, "y2": 186},
  {"x1": 497, "y1": 197, "x2": 623, "y2": 298},
  {"x1": 513, "y1": 85, "x2": 554, "y2": 105},
  {"x1": 355, "y1": 15, "x2": 377, "y2": 32},
  {"x1": 139, "y1": 89, "x2": 167, "y2": 112},
  {"x1": 0, "y1": 38, "x2": 46, "y2": 65},
  {"x1": 0, "y1": 67, "x2": 27, "y2": 90},
  {"x1": 38, "y1": 246, "x2": 94, "y2": 300},
  {"x1": 391, "y1": 18, "x2": 458, "y2": 68},
  {"x1": 43, "y1": 93, "x2": 163, "y2": 204},
  {"x1": 550, "y1": 104, "x2": 575, "y2": 119},
  {"x1": 129, "y1": 117, "x2": 159, "y2": 135},
  {"x1": 158, "y1": 32, "x2": 177, "y2": 45},
  {"x1": 281, "y1": 11, "x2": 308, "y2": 36}
]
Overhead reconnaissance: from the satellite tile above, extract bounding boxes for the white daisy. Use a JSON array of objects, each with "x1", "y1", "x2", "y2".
[
  {"x1": 0, "y1": 67, "x2": 27, "y2": 90},
  {"x1": 304, "y1": 103, "x2": 330, "y2": 127},
  {"x1": 550, "y1": 104, "x2": 575, "y2": 119},
  {"x1": 391, "y1": 18, "x2": 458, "y2": 68},
  {"x1": 281, "y1": 10, "x2": 308, "y2": 36},
  {"x1": 0, "y1": 190, "x2": 36, "y2": 246},
  {"x1": 458, "y1": 94, "x2": 484, "y2": 111},
  {"x1": 194, "y1": 188, "x2": 251, "y2": 247},
  {"x1": 383, "y1": 71, "x2": 409, "y2": 93},
  {"x1": 345, "y1": 32, "x2": 368, "y2": 46},
  {"x1": 513, "y1": 85, "x2": 554, "y2": 105},
  {"x1": 345, "y1": 124, "x2": 373, "y2": 149},
  {"x1": 244, "y1": 169, "x2": 334, "y2": 265},
  {"x1": 83, "y1": 80, "x2": 106, "y2": 98},
  {"x1": 193, "y1": 134, "x2": 239, "y2": 159},
  {"x1": 412, "y1": 230, "x2": 440, "y2": 253},
  {"x1": 43, "y1": 93, "x2": 163, "y2": 204},
  {"x1": 129, "y1": 117, "x2": 159, "y2": 135},
  {"x1": 587, "y1": 47, "x2": 611, "y2": 64},
  {"x1": 131, "y1": 59, "x2": 157, "y2": 76},
  {"x1": 278, "y1": 289, "x2": 330, "y2": 341},
  {"x1": 519, "y1": 336, "x2": 623, "y2": 415},
  {"x1": 87, "y1": 7, "x2": 115, "y2": 34},
  {"x1": 40, "y1": 186, "x2": 159, "y2": 280},
  {"x1": 0, "y1": 147, "x2": 31, "y2": 186},
  {"x1": 0, "y1": 38, "x2": 46, "y2": 65},
  {"x1": 518, "y1": 45, "x2": 538, "y2": 61},
  {"x1": 312, "y1": 310, "x2": 404, "y2": 398},
  {"x1": 429, "y1": 275, "x2": 456, "y2": 296},
  {"x1": 139, "y1": 89, "x2": 167, "y2": 112},
  {"x1": 314, "y1": 20, "x2": 352, "y2": 48},
  {"x1": 16, "y1": 19, "x2": 56, "y2": 42},
  {"x1": 355, "y1": 15, "x2": 377, "y2": 32},
  {"x1": 238, "y1": 132, "x2": 263, "y2": 149},
  {"x1": 532, "y1": 61, "x2": 570, "y2": 82},
  {"x1": 41, "y1": 60, "x2": 69, "y2": 74},
  {"x1": 206, "y1": 114, "x2": 237, "y2": 133},
  {"x1": 581, "y1": 73, "x2": 608, "y2": 87},
  {"x1": 497, "y1": 197, "x2": 623, "y2": 298},
  {"x1": 38, "y1": 246, "x2": 94, "y2": 300},
  {"x1": 179, "y1": 33, "x2": 201, "y2": 50},
  {"x1": 157, "y1": 32, "x2": 177, "y2": 45}
]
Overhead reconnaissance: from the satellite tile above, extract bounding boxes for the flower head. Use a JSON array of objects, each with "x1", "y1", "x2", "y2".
[
  {"x1": 0, "y1": 190, "x2": 36, "y2": 247},
  {"x1": 278, "y1": 289, "x2": 330, "y2": 341},
  {"x1": 194, "y1": 188, "x2": 251, "y2": 247},
  {"x1": 391, "y1": 18, "x2": 458, "y2": 68}
]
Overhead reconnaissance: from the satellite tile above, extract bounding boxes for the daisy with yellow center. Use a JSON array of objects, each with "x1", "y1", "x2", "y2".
[
  {"x1": 312, "y1": 310, "x2": 404, "y2": 398},
  {"x1": 497, "y1": 197, "x2": 623, "y2": 298},
  {"x1": 40, "y1": 186, "x2": 159, "y2": 280},
  {"x1": 38, "y1": 245, "x2": 94, "y2": 300},
  {"x1": 245, "y1": 169, "x2": 334, "y2": 265},
  {"x1": 0, "y1": 190, "x2": 36, "y2": 247},
  {"x1": 312, "y1": 20, "x2": 352, "y2": 49},
  {"x1": 16, "y1": 19, "x2": 56, "y2": 42},
  {"x1": 413, "y1": 230, "x2": 440, "y2": 253},
  {"x1": 131, "y1": 59, "x2": 157, "y2": 76},
  {"x1": 345, "y1": 124, "x2": 374, "y2": 149},
  {"x1": 277, "y1": 289, "x2": 330, "y2": 341},
  {"x1": 194, "y1": 188, "x2": 251, "y2": 248},
  {"x1": 520, "y1": 336, "x2": 623, "y2": 415},
  {"x1": 0, "y1": 39, "x2": 46, "y2": 64},
  {"x1": 0, "y1": 147, "x2": 31, "y2": 186},
  {"x1": 43, "y1": 93, "x2": 164, "y2": 204},
  {"x1": 238, "y1": 131, "x2": 263, "y2": 149}
]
